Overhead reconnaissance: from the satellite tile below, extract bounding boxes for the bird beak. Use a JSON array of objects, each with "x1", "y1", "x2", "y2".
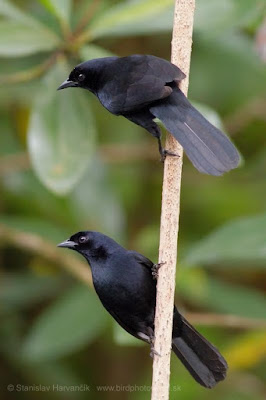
[
  {"x1": 57, "y1": 79, "x2": 78, "y2": 90},
  {"x1": 57, "y1": 239, "x2": 77, "y2": 249}
]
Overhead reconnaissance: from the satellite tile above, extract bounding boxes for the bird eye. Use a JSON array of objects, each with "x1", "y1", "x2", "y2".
[
  {"x1": 78, "y1": 73, "x2": 85, "y2": 82},
  {"x1": 78, "y1": 236, "x2": 87, "y2": 244}
]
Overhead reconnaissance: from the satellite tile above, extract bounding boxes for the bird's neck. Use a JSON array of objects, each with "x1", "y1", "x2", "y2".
[
  {"x1": 84, "y1": 70, "x2": 103, "y2": 94},
  {"x1": 81, "y1": 245, "x2": 109, "y2": 264}
]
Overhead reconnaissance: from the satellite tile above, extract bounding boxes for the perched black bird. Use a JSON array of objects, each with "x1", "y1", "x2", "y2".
[
  {"x1": 58, "y1": 231, "x2": 228, "y2": 388},
  {"x1": 58, "y1": 54, "x2": 240, "y2": 175}
]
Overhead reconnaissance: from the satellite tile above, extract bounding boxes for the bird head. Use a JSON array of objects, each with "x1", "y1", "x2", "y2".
[
  {"x1": 57, "y1": 63, "x2": 89, "y2": 91},
  {"x1": 57, "y1": 231, "x2": 91, "y2": 250},
  {"x1": 57, "y1": 231, "x2": 120, "y2": 261},
  {"x1": 57, "y1": 57, "x2": 118, "y2": 92}
]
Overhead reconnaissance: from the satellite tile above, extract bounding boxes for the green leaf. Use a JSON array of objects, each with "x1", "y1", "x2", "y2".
[
  {"x1": 0, "y1": 0, "x2": 49, "y2": 28},
  {"x1": 179, "y1": 271, "x2": 266, "y2": 320},
  {"x1": 80, "y1": 44, "x2": 114, "y2": 62},
  {"x1": 190, "y1": 34, "x2": 266, "y2": 113},
  {"x1": 28, "y1": 61, "x2": 96, "y2": 195},
  {"x1": 39, "y1": 0, "x2": 72, "y2": 23},
  {"x1": 184, "y1": 214, "x2": 266, "y2": 267},
  {"x1": 205, "y1": 279, "x2": 266, "y2": 319},
  {"x1": 88, "y1": 0, "x2": 173, "y2": 39},
  {"x1": 0, "y1": 273, "x2": 62, "y2": 313},
  {"x1": 0, "y1": 112, "x2": 21, "y2": 155},
  {"x1": 81, "y1": 0, "x2": 263, "y2": 40},
  {"x1": 195, "y1": 0, "x2": 264, "y2": 35},
  {"x1": 0, "y1": 21, "x2": 59, "y2": 56},
  {"x1": 1, "y1": 170, "x2": 80, "y2": 227},
  {"x1": 71, "y1": 158, "x2": 125, "y2": 238},
  {"x1": 22, "y1": 285, "x2": 108, "y2": 361},
  {"x1": 0, "y1": 0, "x2": 60, "y2": 50}
]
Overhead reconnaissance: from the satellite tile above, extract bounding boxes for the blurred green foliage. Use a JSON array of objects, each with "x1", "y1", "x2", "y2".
[{"x1": 0, "y1": 0, "x2": 266, "y2": 399}]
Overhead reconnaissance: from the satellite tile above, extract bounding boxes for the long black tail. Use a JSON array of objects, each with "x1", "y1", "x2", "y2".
[
  {"x1": 172, "y1": 309, "x2": 228, "y2": 388},
  {"x1": 150, "y1": 87, "x2": 240, "y2": 175}
]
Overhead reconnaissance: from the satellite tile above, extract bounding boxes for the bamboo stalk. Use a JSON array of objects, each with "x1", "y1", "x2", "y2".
[{"x1": 151, "y1": 1, "x2": 196, "y2": 399}]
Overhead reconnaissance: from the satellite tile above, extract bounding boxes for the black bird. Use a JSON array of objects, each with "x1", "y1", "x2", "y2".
[
  {"x1": 58, "y1": 54, "x2": 240, "y2": 175},
  {"x1": 58, "y1": 231, "x2": 228, "y2": 388}
]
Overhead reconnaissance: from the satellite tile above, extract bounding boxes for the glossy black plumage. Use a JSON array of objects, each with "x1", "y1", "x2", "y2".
[
  {"x1": 58, "y1": 54, "x2": 240, "y2": 175},
  {"x1": 58, "y1": 231, "x2": 228, "y2": 388}
]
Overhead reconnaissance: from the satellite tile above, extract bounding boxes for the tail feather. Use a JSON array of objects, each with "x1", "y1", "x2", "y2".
[
  {"x1": 150, "y1": 88, "x2": 240, "y2": 175},
  {"x1": 172, "y1": 311, "x2": 228, "y2": 388}
]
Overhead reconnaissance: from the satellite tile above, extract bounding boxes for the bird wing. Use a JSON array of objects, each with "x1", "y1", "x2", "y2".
[
  {"x1": 94, "y1": 250, "x2": 156, "y2": 341},
  {"x1": 99, "y1": 55, "x2": 185, "y2": 114},
  {"x1": 102, "y1": 303, "x2": 143, "y2": 340},
  {"x1": 128, "y1": 250, "x2": 155, "y2": 271}
]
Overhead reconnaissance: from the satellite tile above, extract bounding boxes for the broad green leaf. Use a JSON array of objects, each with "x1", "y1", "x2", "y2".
[
  {"x1": 71, "y1": 158, "x2": 125, "y2": 239},
  {"x1": 184, "y1": 214, "x2": 266, "y2": 267},
  {"x1": 0, "y1": 21, "x2": 59, "y2": 56},
  {"x1": 1, "y1": 170, "x2": 80, "y2": 228},
  {"x1": 0, "y1": 80, "x2": 40, "y2": 106},
  {"x1": 80, "y1": 44, "x2": 114, "y2": 62},
  {"x1": 39, "y1": 0, "x2": 72, "y2": 23},
  {"x1": 0, "y1": 113, "x2": 21, "y2": 155},
  {"x1": 22, "y1": 285, "x2": 108, "y2": 361},
  {"x1": 0, "y1": 273, "x2": 62, "y2": 313},
  {"x1": 195, "y1": 0, "x2": 263, "y2": 35},
  {"x1": 28, "y1": 61, "x2": 96, "y2": 195},
  {"x1": 178, "y1": 268, "x2": 208, "y2": 305},
  {"x1": 205, "y1": 279, "x2": 266, "y2": 319},
  {"x1": 72, "y1": 0, "x2": 106, "y2": 30},
  {"x1": 179, "y1": 274, "x2": 266, "y2": 320},
  {"x1": 190, "y1": 34, "x2": 266, "y2": 113},
  {"x1": 81, "y1": 0, "x2": 262, "y2": 40},
  {"x1": 88, "y1": 0, "x2": 173, "y2": 39},
  {"x1": 0, "y1": 0, "x2": 60, "y2": 42},
  {"x1": 0, "y1": 0, "x2": 49, "y2": 28}
]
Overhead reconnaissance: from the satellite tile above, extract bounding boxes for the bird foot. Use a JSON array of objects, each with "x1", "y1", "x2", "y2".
[
  {"x1": 150, "y1": 346, "x2": 161, "y2": 358},
  {"x1": 160, "y1": 149, "x2": 179, "y2": 163},
  {"x1": 149, "y1": 339, "x2": 161, "y2": 358},
  {"x1": 147, "y1": 330, "x2": 161, "y2": 358},
  {"x1": 151, "y1": 262, "x2": 166, "y2": 279}
]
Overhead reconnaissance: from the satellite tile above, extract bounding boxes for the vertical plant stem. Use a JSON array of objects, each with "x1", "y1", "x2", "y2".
[{"x1": 151, "y1": 1, "x2": 195, "y2": 399}]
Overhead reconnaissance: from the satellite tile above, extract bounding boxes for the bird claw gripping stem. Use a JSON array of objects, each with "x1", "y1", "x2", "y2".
[
  {"x1": 160, "y1": 148, "x2": 180, "y2": 163},
  {"x1": 149, "y1": 336, "x2": 161, "y2": 358},
  {"x1": 158, "y1": 137, "x2": 179, "y2": 163},
  {"x1": 151, "y1": 262, "x2": 166, "y2": 279}
]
